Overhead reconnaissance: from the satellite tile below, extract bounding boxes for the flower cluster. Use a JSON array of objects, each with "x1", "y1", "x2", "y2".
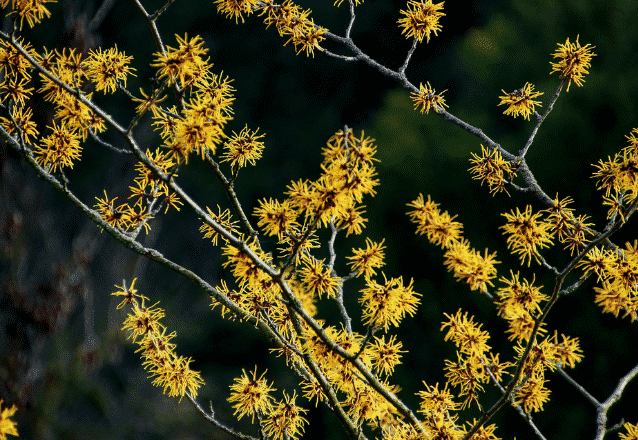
[
  {"x1": 215, "y1": 0, "x2": 327, "y2": 56},
  {"x1": 577, "y1": 241, "x2": 638, "y2": 322},
  {"x1": 359, "y1": 274, "x2": 420, "y2": 331},
  {"x1": 0, "y1": 0, "x2": 55, "y2": 30},
  {"x1": 201, "y1": 127, "x2": 428, "y2": 434},
  {"x1": 221, "y1": 124, "x2": 266, "y2": 170},
  {"x1": 251, "y1": 128, "x2": 379, "y2": 244},
  {"x1": 4, "y1": 0, "x2": 634, "y2": 438},
  {"x1": 94, "y1": 145, "x2": 184, "y2": 234},
  {"x1": 620, "y1": 423, "x2": 638, "y2": 440},
  {"x1": 512, "y1": 331, "x2": 583, "y2": 413},
  {"x1": 468, "y1": 144, "x2": 518, "y2": 196},
  {"x1": 496, "y1": 271, "x2": 548, "y2": 341},
  {"x1": 440, "y1": 310, "x2": 511, "y2": 411},
  {"x1": 540, "y1": 195, "x2": 594, "y2": 256},
  {"x1": 111, "y1": 279, "x2": 205, "y2": 401},
  {"x1": 0, "y1": 38, "x2": 140, "y2": 171},
  {"x1": 407, "y1": 194, "x2": 499, "y2": 292},
  {"x1": 592, "y1": 127, "x2": 638, "y2": 223}
]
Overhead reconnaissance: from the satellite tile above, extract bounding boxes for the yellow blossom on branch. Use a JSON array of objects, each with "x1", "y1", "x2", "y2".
[
  {"x1": 263, "y1": 391, "x2": 308, "y2": 440},
  {"x1": 513, "y1": 376, "x2": 550, "y2": 413},
  {"x1": 347, "y1": 237, "x2": 386, "y2": 279},
  {"x1": 359, "y1": 273, "x2": 421, "y2": 331},
  {"x1": 112, "y1": 281, "x2": 204, "y2": 402},
  {"x1": 221, "y1": 124, "x2": 266, "y2": 169},
  {"x1": 549, "y1": 34, "x2": 596, "y2": 92},
  {"x1": 416, "y1": 381, "x2": 458, "y2": 418},
  {"x1": 2, "y1": 0, "x2": 56, "y2": 29},
  {"x1": 620, "y1": 422, "x2": 638, "y2": 440},
  {"x1": 398, "y1": 0, "x2": 445, "y2": 43},
  {"x1": 84, "y1": 45, "x2": 136, "y2": 94},
  {"x1": 151, "y1": 34, "x2": 209, "y2": 88},
  {"x1": 497, "y1": 82, "x2": 543, "y2": 120},
  {"x1": 468, "y1": 144, "x2": 518, "y2": 196},
  {"x1": 0, "y1": 75, "x2": 33, "y2": 107},
  {"x1": 228, "y1": 367, "x2": 275, "y2": 421},
  {"x1": 0, "y1": 105, "x2": 39, "y2": 144},
  {"x1": 283, "y1": 19, "x2": 327, "y2": 57},
  {"x1": 495, "y1": 271, "x2": 548, "y2": 319},
  {"x1": 410, "y1": 81, "x2": 449, "y2": 114},
  {"x1": 406, "y1": 193, "x2": 463, "y2": 248},
  {"x1": 214, "y1": 0, "x2": 261, "y2": 23},
  {"x1": 442, "y1": 239, "x2": 499, "y2": 292},
  {"x1": 500, "y1": 205, "x2": 555, "y2": 266},
  {"x1": 254, "y1": 197, "x2": 299, "y2": 238},
  {"x1": 505, "y1": 313, "x2": 547, "y2": 342},
  {"x1": 199, "y1": 205, "x2": 239, "y2": 245},
  {"x1": 443, "y1": 351, "x2": 486, "y2": 410},
  {"x1": 299, "y1": 257, "x2": 340, "y2": 298},
  {"x1": 541, "y1": 195, "x2": 593, "y2": 255},
  {"x1": 369, "y1": 334, "x2": 406, "y2": 376},
  {"x1": 550, "y1": 331, "x2": 583, "y2": 369},
  {"x1": 34, "y1": 119, "x2": 82, "y2": 172},
  {"x1": 440, "y1": 309, "x2": 491, "y2": 357}
]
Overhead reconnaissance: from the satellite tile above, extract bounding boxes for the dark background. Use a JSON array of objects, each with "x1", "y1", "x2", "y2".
[{"x1": 2, "y1": 0, "x2": 638, "y2": 438}]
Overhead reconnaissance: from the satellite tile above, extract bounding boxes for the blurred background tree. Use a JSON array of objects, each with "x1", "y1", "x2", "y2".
[{"x1": 1, "y1": 0, "x2": 637, "y2": 438}]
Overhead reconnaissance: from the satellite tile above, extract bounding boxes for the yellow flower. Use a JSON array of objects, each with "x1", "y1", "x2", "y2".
[
  {"x1": 254, "y1": 198, "x2": 299, "y2": 238},
  {"x1": 299, "y1": 257, "x2": 340, "y2": 298},
  {"x1": 34, "y1": 120, "x2": 82, "y2": 172},
  {"x1": 500, "y1": 205, "x2": 555, "y2": 266},
  {"x1": 214, "y1": 0, "x2": 261, "y2": 23},
  {"x1": 410, "y1": 81, "x2": 449, "y2": 114},
  {"x1": 497, "y1": 82, "x2": 543, "y2": 120},
  {"x1": 398, "y1": 0, "x2": 445, "y2": 43},
  {"x1": 200, "y1": 205, "x2": 239, "y2": 245},
  {"x1": 347, "y1": 237, "x2": 386, "y2": 278},
  {"x1": 0, "y1": 105, "x2": 39, "y2": 145},
  {"x1": 619, "y1": 422, "x2": 638, "y2": 440},
  {"x1": 442, "y1": 239, "x2": 499, "y2": 292},
  {"x1": 263, "y1": 391, "x2": 308, "y2": 440},
  {"x1": 0, "y1": 75, "x2": 34, "y2": 107},
  {"x1": 221, "y1": 125, "x2": 266, "y2": 169},
  {"x1": 370, "y1": 334, "x2": 405, "y2": 376},
  {"x1": 84, "y1": 45, "x2": 136, "y2": 93},
  {"x1": 495, "y1": 271, "x2": 548, "y2": 319},
  {"x1": 228, "y1": 367, "x2": 275, "y2": 422},
  {"x1": 407, "y1": 193, "x2": 463, "y2": 248},
  {"x1": 550, "y1": 331, "x2": 583, "y2": 369},
  {"x1": 468, "y1": 144, "x2": 518, "y2": 196},
  {"x1": 4, "y1": 0, "x2": 55, "y2": 30},
  {"x1": 359, "y1": 273, "x2": 420, "y2": 331},
  {"x1": 513, "y1": 376, "x2": 550, "y2": 413},
  {"x1": 0, "y1": 399, "x2": 18, "y2": 440},
  {"x1": 440, "y1": 309, "x2": 491, "y2": 357},
  {"x1": 417, "y1": 381, "x2": 458, "y2": 417},
  {"x1": 549, "y1": 35, "x2": 596, "y2": 92},
  {"x1": 151, "y1": 34, "x2": 209, "y2": 87}
]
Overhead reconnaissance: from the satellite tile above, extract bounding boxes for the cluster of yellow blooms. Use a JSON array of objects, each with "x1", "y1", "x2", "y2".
[
  {"x1": 2, "y1": 0, "x2": 638, "y2": 439},
  {"x1": 111, "y1": 279, "x2": 205, "y2": 402}
]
